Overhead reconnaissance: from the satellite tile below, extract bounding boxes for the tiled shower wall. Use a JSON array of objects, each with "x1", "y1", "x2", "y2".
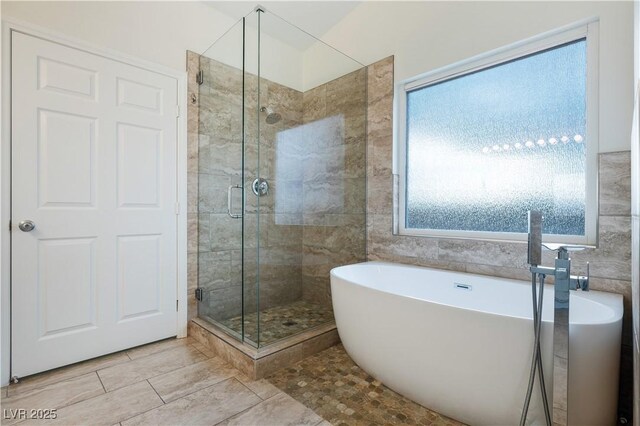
[
  {"x1": 366, "y1": 55, "x2": 633, "y2": 420},
  {"x1": 186, "y1": 51, "x2": 367, "y2": 322},
  {"x1": 300, "y1": 68, "x2": 368, "y2": 307}
]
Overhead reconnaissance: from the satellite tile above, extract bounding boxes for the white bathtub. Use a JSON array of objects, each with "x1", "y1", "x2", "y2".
[{"x1": 331, "y1": 261, "x2": 623, "y2": 426}]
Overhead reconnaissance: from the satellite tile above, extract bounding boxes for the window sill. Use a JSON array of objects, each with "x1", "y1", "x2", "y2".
[{"x1": 394, "y1": 227, "x2": 595, "y2": 247}]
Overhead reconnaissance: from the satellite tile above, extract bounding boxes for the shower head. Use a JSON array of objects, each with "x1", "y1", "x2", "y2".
[{"x1": 260, "y1": 106, "x2": 282, "y2": 124}]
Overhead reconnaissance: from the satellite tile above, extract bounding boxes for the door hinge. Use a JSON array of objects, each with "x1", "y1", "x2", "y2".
[
  {"x1": 175, "y1": 202, "x2": 180, "y2": 215},
  {"x1": 176, "y1": 299, "x2": 179, "y2": 311},
  {"x1": 8, "y1": 220, "x2": 11, "y2": 231},
  {"x1": 196, "y1": 70, "x2": 204, "y2": 85},
  {"x1": 195, "y1": 288, "x2": 203, "y2": 301},
  {"x1": 176, "y1": 105, "x2": 180, "y2": 118}
]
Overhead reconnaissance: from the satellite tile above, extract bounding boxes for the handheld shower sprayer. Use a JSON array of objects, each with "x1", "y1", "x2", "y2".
[{"x1": 527, "y1": 211, "x2": 543, "y2": 266}]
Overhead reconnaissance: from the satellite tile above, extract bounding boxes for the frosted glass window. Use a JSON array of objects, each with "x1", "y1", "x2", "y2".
[{"x1": 405, "y1": 39, "x2": 587, "y2": 236}]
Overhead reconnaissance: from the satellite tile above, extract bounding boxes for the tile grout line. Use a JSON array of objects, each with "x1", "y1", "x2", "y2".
[
  {"x1": 233, "y1": 376, "x2": 271, "y2": 402},
  {"x1": 146, "y1": 379, "x2": 166, "y2": 404},
  {"x1": 160, "y1": 373, "x2": 237, "y2": 403},
  {"x1": 95, "y1": 371, "x2": 107, "y2": 394},
  {"x1": 213, "y1": 390, "x2": 285, "y2": 426},
  {"x1": 115, "y1": 382, "x2": 167, "y2": 426}
]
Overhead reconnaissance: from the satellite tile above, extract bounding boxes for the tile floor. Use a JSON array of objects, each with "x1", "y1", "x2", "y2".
[
  {"x1": 267, "y1": 345, "x2": 463, "y2": 426},
  {"x1": 1, "y1": 337, "x2": 323, "y2": 425},
  {"x1": 1, "y1": 338, "x2": 464, "y2": 426},
  {"x1": 219, "y1": 300, "x2": 335, "y2": 346}
]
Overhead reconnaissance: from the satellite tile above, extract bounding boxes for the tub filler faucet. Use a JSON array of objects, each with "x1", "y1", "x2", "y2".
[{"x1": 520, "y1": 211, "x2": 590, "y2": 426}]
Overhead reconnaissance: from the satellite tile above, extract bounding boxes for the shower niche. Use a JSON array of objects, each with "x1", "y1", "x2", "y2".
[{"x1": 190, "y1": 7, "x2": 367, "y2": 375}]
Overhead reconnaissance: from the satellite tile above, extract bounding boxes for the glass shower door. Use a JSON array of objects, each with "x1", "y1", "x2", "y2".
[
  {"x1": 241, "y1": 10, "x2": 262, "y2": 347},
  {"x1": 197, "y1": 19, "x2": 246, "y2": 340}
]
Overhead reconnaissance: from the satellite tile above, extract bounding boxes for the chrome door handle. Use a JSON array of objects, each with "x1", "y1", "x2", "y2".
[
  {"x1": 18, "y1": 220, "x2": 36, "y2": 232},
  {"x1": 227, "y1": 185, "x2": 243, "y2": 219}
]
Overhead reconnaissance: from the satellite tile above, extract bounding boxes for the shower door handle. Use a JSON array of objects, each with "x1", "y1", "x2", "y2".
[{"x1": 227, "y1": 185, "x2": 243, "y2": 219}]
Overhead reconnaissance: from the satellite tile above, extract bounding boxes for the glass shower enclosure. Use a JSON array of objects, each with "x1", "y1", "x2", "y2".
[{"x1": 196, "y1": 7, "x2": 367, "y2": 348}]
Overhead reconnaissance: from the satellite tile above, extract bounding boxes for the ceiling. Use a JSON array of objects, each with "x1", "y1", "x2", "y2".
[{"x1": 205, "y1": 1, "x2": 361, "y2": 50}]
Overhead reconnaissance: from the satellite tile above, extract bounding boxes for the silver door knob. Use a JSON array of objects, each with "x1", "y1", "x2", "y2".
[{"x1": 18, "y1": 220, "x2": 35, "y2": 232}]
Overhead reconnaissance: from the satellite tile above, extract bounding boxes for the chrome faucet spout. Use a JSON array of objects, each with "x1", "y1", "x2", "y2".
[{"x1": 541, "y1": 243, "x2": 589, "y2": 253}]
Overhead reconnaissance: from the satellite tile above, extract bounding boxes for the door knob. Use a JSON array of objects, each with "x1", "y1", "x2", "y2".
[{"x1": 18, "y1": 220, "x2": 35, "y2": 232}]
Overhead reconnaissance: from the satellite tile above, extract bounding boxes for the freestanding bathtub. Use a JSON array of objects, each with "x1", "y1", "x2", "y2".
[{"x1": 331, "y1": 261, "x2": 623, "y2": 426}]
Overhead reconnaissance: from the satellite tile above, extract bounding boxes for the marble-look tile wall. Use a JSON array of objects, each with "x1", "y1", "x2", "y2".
[
  {"x1": 300, "y1": 68, "x2": 368, "y2": 307},
  {"x1": 366, "y1": 55, "x2": 633, "y2": 419}
]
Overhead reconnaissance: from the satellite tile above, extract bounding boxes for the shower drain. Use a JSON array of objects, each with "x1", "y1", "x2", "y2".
[{"x1": 282, "y1": 320, "x2": 298, "y2": 327}]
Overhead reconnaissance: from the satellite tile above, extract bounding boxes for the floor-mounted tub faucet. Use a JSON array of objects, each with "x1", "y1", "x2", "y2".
[{"x1": 520, "y1": 211, "x2": 590, "y2": 426}]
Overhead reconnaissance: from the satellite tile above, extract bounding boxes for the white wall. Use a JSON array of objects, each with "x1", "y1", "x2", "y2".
[
  {"x1": 302, "y1": 40, "x2": 363, "y2": 90},
  {"x1": 1, "y1": 1, "x2": 237, "y2": 72},
  {"x1": 0, "y1": 1, "x2": 305, "y2": 90},
  {"x1": 313, "y1": 1, "x2": 634, "y2": 153},
  {"x1": 204, "y1": 18, "x2": 306, "y2": 91}
]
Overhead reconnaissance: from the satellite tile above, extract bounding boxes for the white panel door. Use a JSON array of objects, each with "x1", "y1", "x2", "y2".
[{"x1": 11, "y1": 32, "x2": 178, "y2": 377}]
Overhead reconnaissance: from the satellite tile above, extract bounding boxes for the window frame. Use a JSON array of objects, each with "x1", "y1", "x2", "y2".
[{"x1": 393, "y1": 21, "x2": 600, "y2": 245}]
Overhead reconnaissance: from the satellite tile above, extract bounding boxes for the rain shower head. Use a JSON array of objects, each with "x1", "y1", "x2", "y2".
[{"x1": 260, "y1": 106, "x2": 282, "y2": 124}]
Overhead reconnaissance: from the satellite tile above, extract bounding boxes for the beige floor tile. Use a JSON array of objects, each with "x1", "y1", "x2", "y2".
[
  {"x1": 148, "y1": 357, "x2": 238, "y2": 402},
  {"x1": 20, "y1": 381, "x2": 162, "y2": 426},
  {"x1": 1, "y1": 373, "x2": 104, "y2": 425},
  {"x1": 235, "y1": 373, "x2": 280, "y2": 400},
  {"x1": 218, "y1": 392, "x2": 323, "y2": 426},
  {"x1": 98, "y1": 345, "x2": 207, "y2": 392},
  {"x1": 125, "y1": 337, "x2": 194, "y2": 360},
  {"x1": 122, "y1": 378, "x2": 260, "y2": 426},
  {"x1": 191, "y1": 341, "x2": 215, "y2": 358},
  {"x1": 8, "y1": 352, "x2": 130, "y2": 397},
  {"x1": 316, "y1": 421, "x2": 332, "y2": 426}
]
